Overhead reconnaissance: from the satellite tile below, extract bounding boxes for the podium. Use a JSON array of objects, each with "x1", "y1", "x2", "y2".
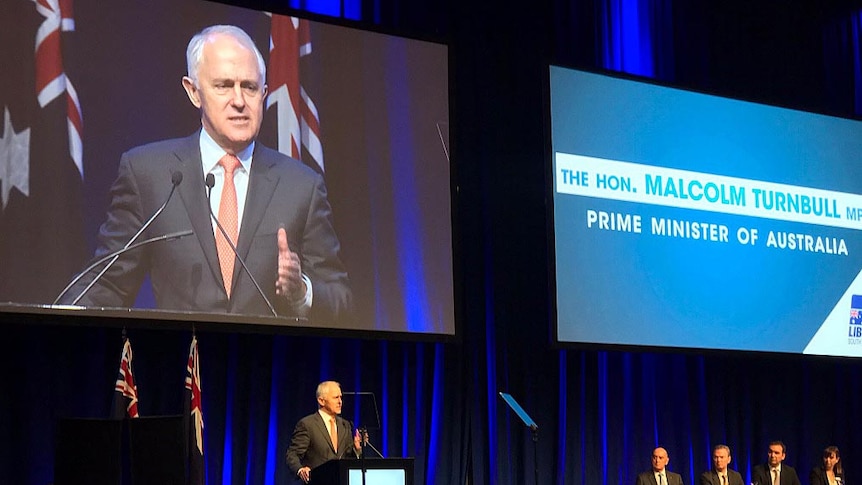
[
  {"x1": 54, "y1": 416, "x2": 184, "y2": 485},
  {"x1": 310, "y1": 458, "x2": 414, "y2": 485},
  {"x1": 54, "y1": 418, "x2": 122, "y2": 485}
]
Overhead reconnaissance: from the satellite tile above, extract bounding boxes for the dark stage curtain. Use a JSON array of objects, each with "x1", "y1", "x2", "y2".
[
  {"x1": 0, "y1": 325, "x2": 472, "y2": 485},
  {"x1": 4, "y1": 0, "x2": 862, "y2": 485}
]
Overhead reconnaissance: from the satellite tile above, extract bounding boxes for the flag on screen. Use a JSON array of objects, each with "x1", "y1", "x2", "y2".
[
  {"x1": 267, "y1": 14, "x2": 325, "y2": 172},
  {"x1": 184, "y1": 335, "x2": 204, "y2": 485},
  {"x1": 111, "y1": 337, "x2": 139, "y2": 418},
  {"x1": 0, "y1": 0, "x2": 87, "y2": 303},
  {"x1": 850, "y1": 295, "x2": 862, "y2": 325}
]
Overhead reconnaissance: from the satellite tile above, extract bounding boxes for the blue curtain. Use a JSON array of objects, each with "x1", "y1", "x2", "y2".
[
  {"x1": 823, "y1": 8, "x2": 862, "y2": 117},
  {"x1": 597, "y1": 0, "x2": 674, "y2": 79}
]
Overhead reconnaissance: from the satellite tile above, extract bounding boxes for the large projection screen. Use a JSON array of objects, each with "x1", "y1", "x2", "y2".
[
  {"x1": 550, "y1": 65, "x2": 862, "y2": 357},
  {"x1": 0, "y1": 0, "x2": 454, "y2": 336}
]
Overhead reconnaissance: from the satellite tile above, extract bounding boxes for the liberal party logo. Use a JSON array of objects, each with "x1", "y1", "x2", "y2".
[
  {"x1": 849, "y1": 295, "x2": 862, "y2": 340},
  {"x1": 852, "y1": 295, "x2": 862, "y2": 325}
]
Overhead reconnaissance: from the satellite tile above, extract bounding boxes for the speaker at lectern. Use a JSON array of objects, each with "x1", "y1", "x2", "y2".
[{"x1": 310, "y1": 457, "x2": 414, "y2": 485}]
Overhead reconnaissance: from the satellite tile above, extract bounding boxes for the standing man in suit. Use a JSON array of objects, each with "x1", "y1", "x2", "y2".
[
  {"x1": 61, "y1": 24, "x2": 351, "y2": 324},
  {"x1": 286, "y1": 381, "x2": 362, "y2": 483},
  {"x1": 637, "y1": 447, "x2": 685, "y2": 485},
  {"x1": 752, "y1": 441, "x2": 802, "y2": 485},
  {"x1": 700, "y1": 445, "x2": 745, "y2": 485}
]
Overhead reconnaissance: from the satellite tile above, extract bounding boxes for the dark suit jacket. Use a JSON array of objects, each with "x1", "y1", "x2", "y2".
[
  {"x1": 637, "y1": 470, "x2": 684, "y2": 485},
  {"x1": 63, "y1": 132, "x2": 351, "y2": 323},
  {"x1": 285, "y1": 412, "x2": 358, "y2": 477},
  {"x1": 753, "y1": 463, "x2": 802, "y2": 485},
  {"x1": 701, "y1": 469, "x2": 745, "y2": 485},
  {"x1": 810, "y1": 467, "x2": 844, "y2": 485}
]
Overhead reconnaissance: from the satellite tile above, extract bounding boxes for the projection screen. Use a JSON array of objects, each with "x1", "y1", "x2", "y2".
[
  {"x1": 550, "y1": 65, "x2": 862, "y2": 356},
  {"x1": 0, "y1": 0, "x2": 455, "y2": 336}
]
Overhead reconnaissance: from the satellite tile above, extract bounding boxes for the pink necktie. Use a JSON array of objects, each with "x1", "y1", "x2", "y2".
[
  {"x1": 216, "y1": 154, "x2": 240, "y2": 297},
  {"x1": 330, "y1": 417, "x2": 337, "y2": 451}
]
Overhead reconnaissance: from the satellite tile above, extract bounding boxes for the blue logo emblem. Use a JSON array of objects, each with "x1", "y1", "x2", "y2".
[{"x1": 850, "y1": 295, "x2": 862, "y2": 326}]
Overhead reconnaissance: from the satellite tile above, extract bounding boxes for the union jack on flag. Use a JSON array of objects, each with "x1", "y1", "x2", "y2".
[
  {"x1": 0, "y1": 0, "x2": 88, "y2": 302},
  {"x1": 184, "y1": 335, "x2": 204, "y2": 485},
  {"x1": 34, "y1": 0, "x2": 83, "y2": 176},
  {"x1": 112, "y1": 337, "x2": 139, "y2": 418},
  {"x1": 267, "y1": 14, "x2": 324, "y2": 172}
]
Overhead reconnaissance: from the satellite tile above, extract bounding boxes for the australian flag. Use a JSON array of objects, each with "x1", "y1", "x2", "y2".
[
  {"x1": 267, "y1": 14, "x2": 325, "y2": 173},
  {"x1": 0, "y1": 0, "x2": 88, "y2": 303},
  {"x1": 110, "y1": 337, "x2": 139, "y2": 418},
  {"x1": 183, "y1": 335, "x2": 204, "y2": 485}
]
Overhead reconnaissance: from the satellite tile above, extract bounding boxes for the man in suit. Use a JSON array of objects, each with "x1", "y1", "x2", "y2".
[
  {"x1": 752, "y1": 441, "x2": 802, "y2": 485},
  {"x1": 61, "y1": 25, "x2": 351, "y2": 324},
  {"x1": 700, "y1": 445, "x2": 745, "y2": 485},
  {"x1": 637, "y1": 447, "x2": 685, "y2": 485},
  {"x1": 286, "y1": 381, "x2": 361, "y2": 483}
]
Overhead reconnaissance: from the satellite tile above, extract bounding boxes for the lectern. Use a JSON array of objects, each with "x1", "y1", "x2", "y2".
[
  {"x1": 53, "y1": 416, "x2": 184, "y2": 485},
  {"x1": 310, "y1": 457, "x2": 414, "y2": 485},
  {"x1": 54, "y1": 418, "x2": 122, "y2": 485}
]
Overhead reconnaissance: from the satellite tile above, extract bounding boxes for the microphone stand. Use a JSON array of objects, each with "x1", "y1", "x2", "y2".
[
  {"x1": 361, "y1": 429, "x2": 383, "y2": 458},
  {"x1": 358, "y1": 427, "x2": 379, "y2": 485},
  {"x1": 530, "y1": 424, "x2": 538, "y2": 485},
  {"x1": 360, "y1": 427, "x2": 366, "y2": 485},
  {"x1": 53, "y1": 230, "x2": 193, "y2": 305},
  {"x1": 57, "y1": 173, "x2": 183, "y2": 305},
  {"x1": 356, "y1": 426, "x2": 385, "y2": 485}
]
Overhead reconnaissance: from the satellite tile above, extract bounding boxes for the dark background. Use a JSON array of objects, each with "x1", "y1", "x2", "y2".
[{"x1": 3, "y1": 0, "x2": 862, "y2": 484}]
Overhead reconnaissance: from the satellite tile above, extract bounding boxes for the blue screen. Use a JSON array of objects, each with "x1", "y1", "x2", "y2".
[{"x1": 550, "y1": 65, "x2": 862, "y2": 356}]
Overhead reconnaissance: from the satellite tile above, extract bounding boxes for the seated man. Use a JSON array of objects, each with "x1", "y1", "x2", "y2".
[
  {"x1": 636, "y1": 447, "x2": 684, "y2": 485},
  {"x1": 700, "y1": 445, "x2": 744, "y2": 485}
]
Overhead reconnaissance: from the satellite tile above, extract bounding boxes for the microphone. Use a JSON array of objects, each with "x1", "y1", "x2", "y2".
[
  {"x1": 356, "y1": 425, "x2": 383, "y2": 458},
  {"x1": 205, "y1": 173, "x2": 278, "y2": 316},
  {"x1": 53, "y1": 230, "x2": 194, "y2": 305},
  {"x1": 55, "y1": 172, "x2": 185, "y2": 305}
]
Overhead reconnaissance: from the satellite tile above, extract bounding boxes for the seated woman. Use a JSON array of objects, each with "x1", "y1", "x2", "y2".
[{"x1": 810, "y1": 446, "x2": 844, "y2": 485}]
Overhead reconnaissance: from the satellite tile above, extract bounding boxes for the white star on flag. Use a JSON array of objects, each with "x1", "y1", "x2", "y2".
[{"x1": 0, "y1": 107, "x2": 31, "y2": 210}]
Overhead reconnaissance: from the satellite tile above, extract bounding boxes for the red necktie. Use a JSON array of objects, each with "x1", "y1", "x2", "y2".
[
  {"x1": 216, "y1": 154, "x2": 240, "y2": 297},
  {"x1": 330, "y1": 417, "x2": 337, "y2": 452}
]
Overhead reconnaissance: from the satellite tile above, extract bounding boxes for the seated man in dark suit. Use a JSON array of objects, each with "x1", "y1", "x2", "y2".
[
  {"x1": 636, "y1": 447, "x2": 684, "y2": 485},
  {"x1": 286, "y1": 381, "x2": 361, "y2": 483},
  {"x1": 752, "y1": 441, "x2": 802, "y2": 485},
  {"x1": 60, "y1": 24, "x2": 351, "y2": 324},
  {"x1": 700, "y1": 445, "x2": 745, "y2": 485}
]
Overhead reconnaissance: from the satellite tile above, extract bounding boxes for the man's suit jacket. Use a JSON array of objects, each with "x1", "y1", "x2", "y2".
[
  {"x1": 286, "y1": 412, "x2": 358, "y2": 477},
  {"x1": 637, "y1": 470, "x2": 684, "y2": 485},
  {"x1": 701, "y1": 469, "x2": 745, "y2": 485},
  {"x1": 64, "y1": 132, "x2": 351, "y2": 323},
  {"x1": 752, "y1": 463, "x2": 803, "y2": 485}
]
